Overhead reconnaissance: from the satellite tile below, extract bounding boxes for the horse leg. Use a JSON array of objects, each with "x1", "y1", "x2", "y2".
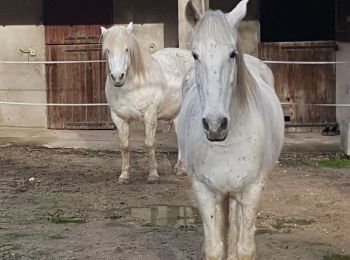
[
  {"x1": 236, "y1": 181, "x2": 264, "y2": 260},
  {"x1": 144, "y1": 117, "x2": 159, "y2": 184},
  {"x1": 173, "y1": 117, "x2": 185, "y2": 176},
  {"x1": 174, "y1": 150, "x2": 185, "y2": 176},
  {"x1": 227, "y1": 199, "x2": 239, "y2": 260},
  {"x1": 193, "y1": 179, "x2": 227, "y2": 260},
  {"x1": 111, "y1": 113, "x2": 130, "y2": 184}
]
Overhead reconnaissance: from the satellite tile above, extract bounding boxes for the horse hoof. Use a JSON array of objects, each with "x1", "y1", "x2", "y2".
[
  {"x1": 175, "y1": 169, "x2": 187, "y2": 176},
  {"x1": 118, "y1": 177, "x2": 130, "y2": 184},
  {"x1": 174, "y1": 166, "x2": 186, "y2": 176},
  {"x1": 147, "y1": 175, "x2": 160, "y2": 184},
  {"x1": 175, "y1": 170, "x2": 182, "y2": 176}
]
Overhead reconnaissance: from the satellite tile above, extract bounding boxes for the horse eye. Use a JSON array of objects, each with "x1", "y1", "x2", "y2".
[
  {"x1": 192, "y1": 52, "x2": 199, "y2": 61},
  {"x1": 230, "y1": 51, "x2": 236, "y2": 59},
  {"x1": 125, "y1": 48, "x2": 129, "y2": 52}
]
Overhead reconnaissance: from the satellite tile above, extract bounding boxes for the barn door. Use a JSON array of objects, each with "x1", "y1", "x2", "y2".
[
  {"x1": 44, "y1": 0, "x2": 114, "y2": 129},
  {"x1": 259, "y1": 41, "x2": 336, "y2": 126},
  {"x1": 259, "y1": 0, "x2": 336, "y2": 127}
]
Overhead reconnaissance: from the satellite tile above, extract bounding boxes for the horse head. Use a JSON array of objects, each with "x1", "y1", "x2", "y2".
[
  {"x1": 101, "y1": 23, "x2": 146, "y2": 88},
  {"x1": 186, "y1": 0, "x2": 250, "y2": 142}
]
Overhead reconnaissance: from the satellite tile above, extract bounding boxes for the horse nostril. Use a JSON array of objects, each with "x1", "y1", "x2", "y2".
[
  {"x1": 219, "y1": 118, "x2": 228, "y2": 131},
  {"x1": 119, "y1": 73, "x2": 125, "y2": 80},
  {"x1": 202, "y1": 118, "x2": 210, "y2": 131},
  {"x1": 110, "y1": 73, "x2": 115, "y2": 81}
]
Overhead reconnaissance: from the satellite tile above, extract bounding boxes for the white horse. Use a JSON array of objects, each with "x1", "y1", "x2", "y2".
[
  {"x1": 178, "y1": 0, "x2": 284, "y2": 259},
  {"x1": 101, "y1": 23, "x2": 192, "y2": 184}
]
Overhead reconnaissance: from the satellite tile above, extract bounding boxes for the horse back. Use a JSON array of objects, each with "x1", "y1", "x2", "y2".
[{"x1": 152, "y1": 48, "x2": 193, "y2": 89}]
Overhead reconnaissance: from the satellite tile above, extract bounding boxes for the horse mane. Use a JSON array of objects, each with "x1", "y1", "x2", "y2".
[
  {"x1": 101, "y1": 26, "x2": 148, "y2": 80},
  {"x1": 191, "y1": 10, "x2": 258, "y2": 109}
]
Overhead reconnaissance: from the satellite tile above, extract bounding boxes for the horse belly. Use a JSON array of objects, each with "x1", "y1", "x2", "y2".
[{"x1": 157, "y1": 88, "x2": 182, "y2": 120}]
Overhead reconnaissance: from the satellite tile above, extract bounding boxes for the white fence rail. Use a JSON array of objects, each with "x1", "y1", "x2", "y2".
[{"x1": 0, "y1": 59, "x2": 349, "y2": 107}]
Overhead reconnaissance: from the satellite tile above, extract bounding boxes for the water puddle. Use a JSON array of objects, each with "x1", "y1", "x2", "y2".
[{"x1": 128, "y1": 206, "x2": 201, "y2": 227}]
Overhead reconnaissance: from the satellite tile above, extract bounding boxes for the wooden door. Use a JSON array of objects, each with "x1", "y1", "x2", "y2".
[
  {"x1": 44, "y1": 0, "x2": 114, "y2": 129},
  {"x1": 46, "y1": 44, "x2": 114, "y2": 129},
  {"x1": 259, "y1": 41, "x2": 336, "y2": 126}
]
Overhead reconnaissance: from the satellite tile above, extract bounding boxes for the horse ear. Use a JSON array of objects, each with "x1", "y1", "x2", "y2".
[
  {"x1": 226, "y1": 0, "x2": 249, "y2": 29},
  {"x1": 126, "y1": 22, "x2": 133, "y2": 34},
  {"x1": 100, "y1": 27, "x2": 108, "y2": 36},
  {"x1": 185, "y1": 0, "x2": 202, "y2": 28}
]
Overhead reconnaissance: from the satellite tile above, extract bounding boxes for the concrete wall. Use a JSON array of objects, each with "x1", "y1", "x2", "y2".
[
  {"x1": 239, "y1": 21, "x2": 260, "y2": 56},
  {"x1": 119, "y1": 24, "x2": 164, "y2": 53},
  {"x1": 114, "y1": 0, "x2": 178, "y2": 47},
  {"x1": 0, "y1": 0, "x2": 47, "y2": 128},
  {"x1": 336, "y1": 42, "x2": 350, "y2": 124}
]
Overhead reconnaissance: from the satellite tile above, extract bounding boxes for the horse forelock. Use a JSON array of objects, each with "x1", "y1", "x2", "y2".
[
  {"x1": 191, "y1": 11, "x2": 235, "y2": 48},
  {"x1": 101, "y1": 26, "x2": 147, "y2": 79},
  {"x1": 191, "y1": 11, "x2": 257, "y2": 110}
]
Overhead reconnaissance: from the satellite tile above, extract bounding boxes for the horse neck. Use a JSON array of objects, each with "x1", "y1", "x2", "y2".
[
  {"x1": 229, "y1": 61, "x2": 258, "y2": 121},
  {"x1": 137, "y1": 43, "x2": 152, "y2": 62},
  {"x1": 133, "y1": 33, "x2": 153, "y2": 66},
  {"x1": 127, "y1": 35, "x2": 153, "y2": 84}
]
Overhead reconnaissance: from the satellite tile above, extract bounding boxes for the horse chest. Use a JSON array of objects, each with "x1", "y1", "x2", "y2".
[
  {"x1": 189, "y1": 140, "x2": 263, "y2": 193},
  {"x1": 108, "y1": 88, "x2": 162, "y2": 120},
  {"x1": 113, "y1": 103, "x2": 143, "y2": 120}
]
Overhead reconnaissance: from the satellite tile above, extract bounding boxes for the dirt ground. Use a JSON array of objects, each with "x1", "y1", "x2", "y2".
[{"x1": 0, "y1": 144, "x2": 349, "y2": 260}]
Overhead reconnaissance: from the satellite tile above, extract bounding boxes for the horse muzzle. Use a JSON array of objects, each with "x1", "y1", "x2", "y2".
[
  {"x1": 205, "y1": 130, "x2": 228, "y2": 142},
  {"x1": 111, "y1": 77, "x2": 125, "y2": 87},
  {"x1": 110, "y1": 72, "x2": 125, "y2": 87},
  {"x1": 202, "y1": 116, "x2": 229, "y2": 142},
  {"x1": 113, "y1": 82, "x2": 124, "y2": 88}
]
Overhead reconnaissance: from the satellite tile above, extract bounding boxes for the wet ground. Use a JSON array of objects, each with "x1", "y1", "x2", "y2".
[{"x1": 0, "y1": 144, "x2": 350, "y2": 260}]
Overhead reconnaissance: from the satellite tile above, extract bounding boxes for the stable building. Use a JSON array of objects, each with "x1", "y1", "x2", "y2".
[{"x1": 0, "y1": 0, "x2": 348, "y2": 131}]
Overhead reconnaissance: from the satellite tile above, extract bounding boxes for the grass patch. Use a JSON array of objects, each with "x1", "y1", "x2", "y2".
[
  {"x1": 283, "y1": 218, "x2": 315, "y2": 226},
  {"x1": 255, "y1": 228, "x2": 273, "y2": 235},
  {"x1": 48, "y1": 234, "x2": 66, "y2": 240},
  {"x1": 47, "y1": 209, "x2": 87, "y2": 224},
  {"x1": 323, "y1": 254, "x2": 350, "y2": 260},
  {"x1": 278, "y1": 151, "x2": 350, "y2": 168},
  {"x1": 271, "y1": 217, "x2": 315, "y2": 232},
  {"x1": 48, "y1": 216, "x2": 86, "y2": 224},
  {"x1": 318, "y1": 159, "x2": 350, "y2": 168}
]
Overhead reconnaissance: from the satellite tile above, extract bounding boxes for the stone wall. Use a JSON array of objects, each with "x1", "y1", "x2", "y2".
[{"x1": 0, "y1": 0, "x2": 47, "y2": 128}]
